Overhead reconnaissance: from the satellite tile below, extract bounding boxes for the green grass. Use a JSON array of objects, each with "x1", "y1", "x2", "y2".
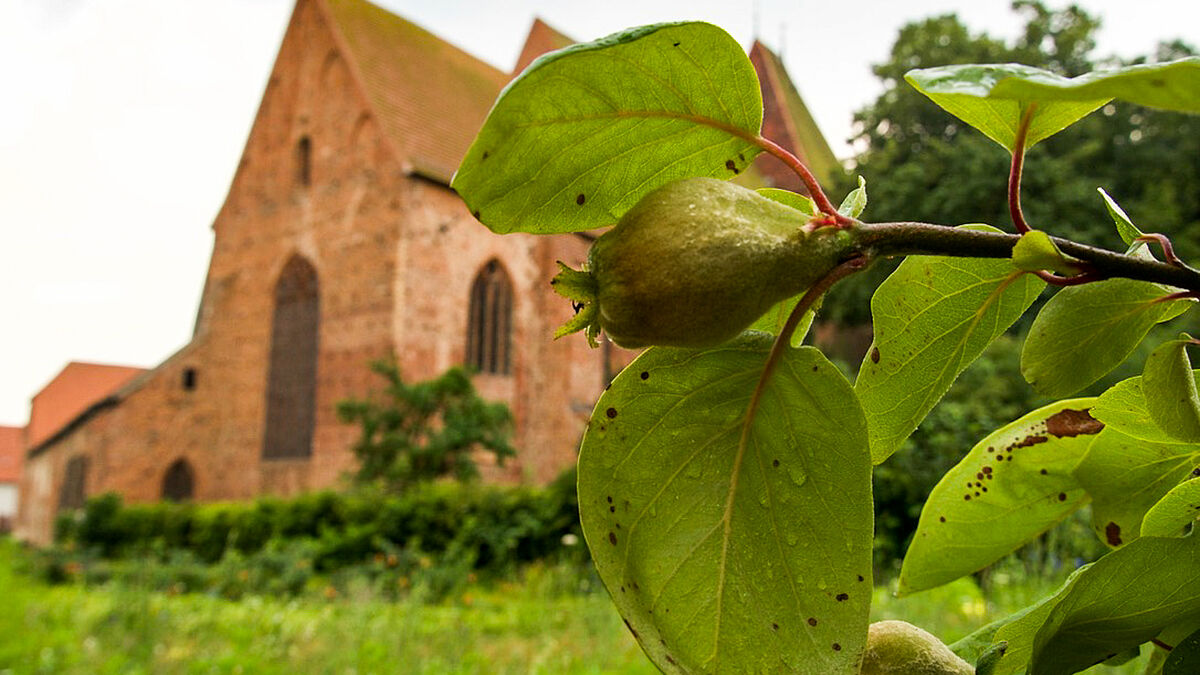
[{"x1": 0, "y1": 539, "x2": 1152, "y2": 674}]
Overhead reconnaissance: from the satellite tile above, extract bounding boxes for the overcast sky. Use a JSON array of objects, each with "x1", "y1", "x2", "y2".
[{"x1": 1, "y1": 0, "x2": 1197, "y2": 427}]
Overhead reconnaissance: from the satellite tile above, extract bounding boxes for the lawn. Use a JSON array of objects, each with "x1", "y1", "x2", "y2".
[{"x1": 0, "y1": 538, "x2": 1148, "y2": 674}]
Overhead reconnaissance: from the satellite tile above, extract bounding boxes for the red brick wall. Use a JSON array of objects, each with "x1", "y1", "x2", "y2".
[{"x1": 16, "y1": 0, "x2": 629, "y2": 544}]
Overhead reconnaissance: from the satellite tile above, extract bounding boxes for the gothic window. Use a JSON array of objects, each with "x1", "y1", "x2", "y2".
[
  {"x1": 161, "y1": 459, "x2": 195, "y2": 502},
  {"x1": 263, "y1": 255, "x2": 320, "y2": 459},
  {"x1": 297, "y1": 135, "x2": 312, "y2": 186},
  {"x1": 58, "y1": 456, "x2": 89, "y2": 511},
  {"x1": 466, "y1": 259, "x2": 513, "y2": 375}
]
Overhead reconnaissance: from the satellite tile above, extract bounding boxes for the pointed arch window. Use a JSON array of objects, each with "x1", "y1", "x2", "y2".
[
  {"x1": 58, "y1": 455, "x2": 89, "y2": 511},
  {"x1": 263, "y1": 255, "x2": 319, "y2": 459},
  {"x1": 466, "y1": 260, "x2": 513, "y2": 375},
  {"x1": 161, "y1": 459, "x2": 195, "y2": 502}
]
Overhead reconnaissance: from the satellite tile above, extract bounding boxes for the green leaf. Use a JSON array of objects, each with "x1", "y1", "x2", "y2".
[
  {"x1": 1092, "y1": 373, "x2": 1197, "y2": 444},
  {"x1": 856, "y1": 225, "x2": 1045, "y2": 463},
  {"x1": 758, "y1": 188, "x2": 817, "y2": 217},
  {"x1": 1098, "y1": 188, "x2": 1145, "y2": 248},
  {"x1": 1144, "y1": 336, "x2": 1200, "y2": 442},
  {"x1": 1072, "y1": 427, "x2": 1200, "y2": 548},
  {"x1": 974, "y1": 641, "x2": 1008, "y2": 675},
  {"x1": 1165, "y1": 628, "x2": 1200, "y2": 675},
  {"x1": 747, "y1": 301, "x2": 817, "y2": 347},
  {"x1": 1030, "y1": 534, "x2": 1200, "y2": 675},
  {"x1": 1020, "y1": 278, "x2": 1192, "y2": 397},
  {"x1": 1141, "y1": 477, "x2": 1200, "y2": 537},
  {"x1": 989, "y1": 57, "x2": 1200, "y2": 114},
  {"x1": 968, "y1": 566, "x2": 1090, "y2": 675},
  {"x1": 1011, "y1": 230, "x2": 1083, "y2": 275},
  {"x1": 904, "y1": 64, "x2": 1108, "y2": 151},
  {"x1": 453, "y1": 22, "x2": 763, "y2": 234},
  {"x1": 838, "y1": 175, "x2": 867, "y2": 219},
  {"x1": 578, "y1": 336, "x2": 872, "y2": 674},
  {"x1": 898, "y1": 400, "x2": 1099, "y2": 594}
]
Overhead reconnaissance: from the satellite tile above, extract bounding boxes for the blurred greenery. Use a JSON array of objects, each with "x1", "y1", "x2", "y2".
[
  {"x1": 0, "y1": 536, "x2": 1154, "y2": 674},
  {"x1": 825, "y1": 1, "x2": 1200, "y2": 325}
]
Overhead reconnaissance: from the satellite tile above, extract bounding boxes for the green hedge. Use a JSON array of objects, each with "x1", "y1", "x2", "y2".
[{"x1": 55, "y1": 468, "x2": 583, "y2": 576}]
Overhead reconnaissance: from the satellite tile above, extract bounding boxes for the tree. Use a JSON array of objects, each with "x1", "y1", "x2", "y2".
[
  {"x1": 827, "y1": 2, "x2": 1200, "y2": 325},
  {"x1": 337, "y1": 360, "x2": 515, "y2": 492},
  {"x1": 454, "y1": 19, "x2": 1200, "y2": 675}
]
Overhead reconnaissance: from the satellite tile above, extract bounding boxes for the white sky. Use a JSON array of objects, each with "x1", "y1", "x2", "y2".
[{"x1": 1, "y1": 0, "x2": 1197, "y2": 427}]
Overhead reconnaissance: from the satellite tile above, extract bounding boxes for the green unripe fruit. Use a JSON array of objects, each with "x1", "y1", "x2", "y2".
[
  {"x1": 551, "y1": 177, "x2": 858, "y2": 349},
  {"x1": 859, "y1": 620, "x2": 974, "y2": 675}
]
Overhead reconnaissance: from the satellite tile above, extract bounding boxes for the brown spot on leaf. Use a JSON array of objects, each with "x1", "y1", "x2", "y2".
[
  {"x1": 939, "y1": 516, "x2": 946, "y2": 523},
  {"x1": 481, "y1": 151, "x2": 490, "y2": 160},
  {"x1": 725, "y1": 159, "x2": 739, "y2": 174},
  {"x1": 964, "y1": 495, "x2": 971, "y2": 501},
  {"x1": 665, "y1": 655, "x2": 677, "y2": 666},
  {"x1": 608, "y1": 532, "x2": 617, "y2": 546},
  {"x1": 1040, "y1": 469, "x2": 1048, "y2": 475},
  {"x1": 609, "y1": 506, "x2": 615, "y2": 513},
  {"x1": 773, "y1": 459, "x2": 780, "y2": 468},
  {"x1": 836, "y1": 593, "x2": 849, "y2": 601},
  {"x1": 623, "y1": 618, "x2": 638, "y2": 639},
  {"x1": 870, "y1": 347, "x2": 880, "y2": 364},
  {"x1": 977, "y1": 472, "x2": 985, "y2": 480},
  {"x1": 576, "y1": 193, "x2": 586, "y2": 205},
  {"x1": 982, "y1": 466, "x2": 992, "y2": 474},
  {"x1": 640, "y1": 371, "x2": 649, "y2": 380},
  {"x1": 1058, "y1": 493, "x2": 1067, "y2": 501},
  {"x1": 858, "y1": 575, "x2": 865, "y2": 582},
  {"x1": 1106, "y1": 522, "x2": 1123, "y2": 546},
  {"x1": 832, "y1": 643, "x2": 842, "y2": 651},
  {"x1": 606, "y1": 407, "x2": 618, "y2": 419},
  {"x1": 808, "y1": 617, "x2": 818, "y2": 626},
  {"x1": 1046, "y1": 408, "x2": 1104, "y2": 437},
  {"x1": 1014, "y1": 435, "x2": 1048, "y2": 448},
  {"x1": 607, "y1": 496, "x2": 613, "y2": 503},
  {"x1": 772, "y1": 622, "x2": 779, "y2": 631},
  {"x1": 472, "y1": 210, "x2": 481, "y2": 220}
]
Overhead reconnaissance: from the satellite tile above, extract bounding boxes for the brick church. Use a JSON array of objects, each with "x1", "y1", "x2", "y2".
[{"x1": 16, "y1": 0, "x2": 838, "y2": 544}]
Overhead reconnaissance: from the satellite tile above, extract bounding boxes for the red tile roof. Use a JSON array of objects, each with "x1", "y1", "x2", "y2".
[
  {"x1": 512, "y1": 18, "x2": 574, "y2": 76},
  {"x1": 321, "y1": 0, "x2": 510, "y2": 182},
  {"x1": 27, "y1": 362, "x2": 146, "y2": 449},
  {"x1": 0, "y1": 426, "x2": 21, "y2": 483}
]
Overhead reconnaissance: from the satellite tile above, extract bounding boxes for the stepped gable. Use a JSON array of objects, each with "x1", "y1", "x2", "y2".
[
  {"x1": 749, "y1": 41, "x2": 841, "y2": 191},
  {"x1": 321, "y1": 0, "x2": 509, "y2": 182},
  {"x1": 512, "y1": 18, "x2": 574, "y2": 76}
]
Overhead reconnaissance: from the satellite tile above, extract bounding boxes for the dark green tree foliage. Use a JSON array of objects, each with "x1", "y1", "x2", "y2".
[
  {"x1": 337, "y1": 361, "x2": 515, "y2": 492},
  {"x1": 826, "y1": 2, "x2": 1200, "y2": 325}
]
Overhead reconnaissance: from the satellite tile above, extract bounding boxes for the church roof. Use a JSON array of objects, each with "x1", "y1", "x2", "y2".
[
  {"x1": 0, "y1": 426, "x2": 21, "y2": 483},
  {"x1": 321, "y1": 0, "x2": 509, "y2": 182},
  {"x1": 27, "y1": 362, "x2": 146, "y2": 449},
  {"x1": 511, "y1": 18, "x2": 574, "y2": 76},
  {"x1": 318, "y1": 1, "x2": 838, "y2": 187},
  {"x1": 749, "y1": 42, "x2": 841, "y2": 187}
]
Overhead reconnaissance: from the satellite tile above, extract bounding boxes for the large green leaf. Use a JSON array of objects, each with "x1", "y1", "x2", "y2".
[
  {"x1": 1020, "y1": 278, "x2": 1191, "y2": 397},
  {"x1": 1029, "y1": 534, "x2": 1200, "y2": 675},
  {"x1": 453, "y1": 22, "x2": 763, "y2": 234},
  {"x1": 950, "y1": 567, "x2": 1090, "y2": 675},
  {"x1": 990, "y1": 57, "x2": 1200, "y2": 114},
  {"x1": 1091, "y1": 372, "x2": 1198, "y2": 444},
  {"x1": 1072, "y1": 428, "x2": 1200, "y2": 548},
  {"x1": 898, "y1": 400, "x2": 1100, "y2": 594},
  {"x1": 904, "y1": 64, "x2": 1107, "y2": 152},
  {"x1": 855, "y1": 225, "x2": 1045, "y2": 463},
  {"x1": 1143, "y1": 337, "x2": 1200, "y2": 442},
  {"x1": 578, "y1": 336, "x2": 873, "y2": 674},
  {"x1": 1141, "y1": 477, "x2": 1200, "y2": 537},
  {"x1": 1165, "y1": 627, "x2": 1200, "y2": 675}
]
